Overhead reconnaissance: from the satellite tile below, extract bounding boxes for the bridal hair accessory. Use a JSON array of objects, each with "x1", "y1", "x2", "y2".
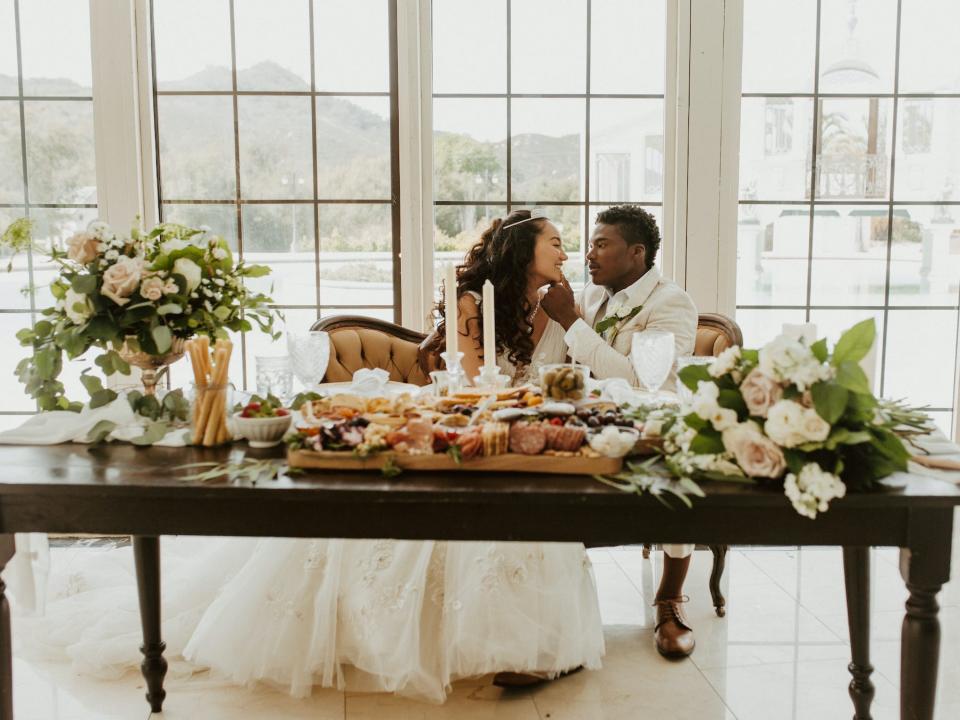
[{"x1": 502, "y1": 208, "x2": 548, "y2": 230}]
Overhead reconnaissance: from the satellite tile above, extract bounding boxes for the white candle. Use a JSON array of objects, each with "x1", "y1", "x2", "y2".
[
  {"x1": 445, "y1": 263, "x2": 458, "y2": 362},
  {"x1": 482, "y1": 279, "x2": 495, "y2": 370}
]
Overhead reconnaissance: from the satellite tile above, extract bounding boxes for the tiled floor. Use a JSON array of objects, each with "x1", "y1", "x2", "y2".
[{"x1": 12, "y1": 513, "x2": 960, "y2": 719}]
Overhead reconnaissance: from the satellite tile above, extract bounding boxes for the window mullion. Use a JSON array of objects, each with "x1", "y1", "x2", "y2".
[
  {"x1": 396, "y1": 0, "x2": 434, "y2": 331},
  {"x1": 88, "y1": 0, "x2": 146, "y2": 229}
]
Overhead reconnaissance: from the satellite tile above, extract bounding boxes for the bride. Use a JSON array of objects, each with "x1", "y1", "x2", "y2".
[{"x1": 16, "y1": 210, "x2": 603, "y2": 704}]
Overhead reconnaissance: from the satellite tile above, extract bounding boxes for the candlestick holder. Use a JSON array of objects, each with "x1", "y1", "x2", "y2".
[
  {"x1": 439, "y1": 350, "x2": 466, "y2": 393},
  {"x1": 474, "y1": 365, "x2": 511, "y2": 393}
]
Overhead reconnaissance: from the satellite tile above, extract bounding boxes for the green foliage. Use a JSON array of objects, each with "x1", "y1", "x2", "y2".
[
  {"x1": 0, "y1": 218, "x2": 34, "y2": 272},
  {"x1": 831, "y1": 319, "x2": 875, "y2": 366},
  {"x1": 811, "y1": 381, "x2": 848, "y2": 424}
]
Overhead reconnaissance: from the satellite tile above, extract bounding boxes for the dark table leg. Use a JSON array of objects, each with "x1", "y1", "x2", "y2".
[
  {"x1": 133, "y1": 536, "x2": 166, "y2": 713},
  {"x1": 0, "y1": 535, "x2": 15, "y2": 720},
  {"x1": 709, "y1": 545, "x2": 728, "y2": 617},
  {"x1": 843, "y1": 546, "x2": 874, "y2": 720},
  {"x1": 899, "y1": 507, "x2": 954, "y2": 720}
]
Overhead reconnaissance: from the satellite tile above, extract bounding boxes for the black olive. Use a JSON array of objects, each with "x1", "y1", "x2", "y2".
[
  {"x1": 587, "y1": 416, "x2": 601, "y2": 428},
  {"x1": 353, "y1": 416, "x2": 370, "y2": 428},
  {"x1": 459, "y1": 406, "x2": 474, "y2": 416}
]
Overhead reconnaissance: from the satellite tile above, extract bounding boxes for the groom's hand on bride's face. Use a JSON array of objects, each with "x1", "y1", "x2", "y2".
[{"x1": 540, "y1": 280, "x2": 579, "y2": 331}]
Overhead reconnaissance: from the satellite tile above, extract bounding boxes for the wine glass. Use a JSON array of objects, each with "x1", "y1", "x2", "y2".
[
  {"x1": 286, "y1": 331, "x2": 330, "y2": 390},
  {"x1": 630, "y1": 330, "x2": 675, "y2": 396}
]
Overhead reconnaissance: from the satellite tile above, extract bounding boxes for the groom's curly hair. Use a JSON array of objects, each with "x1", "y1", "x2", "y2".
[
  {"x1": 596, "y1": 205, "x2": 660, "y2": 269},
  {"x1": 435, "y1": 209, "x2": 547, "y2": 368}
]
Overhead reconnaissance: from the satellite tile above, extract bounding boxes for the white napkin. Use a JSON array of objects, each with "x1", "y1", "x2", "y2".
[
  {"x1": 906, "y1": 430, "x2": 960, "y2": 484},
  {"x1": 0, "y1": 396, "x2": 189, "y2": 447},
  {"x1": 589, "y1": 377, "x2": 678, "y2": 408},
  {"x1": 347, "y1": 368, "x2": 391, "y2": 396}
]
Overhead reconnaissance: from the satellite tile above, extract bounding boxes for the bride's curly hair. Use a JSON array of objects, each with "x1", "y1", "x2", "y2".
[{"x1": 434, "y1": 209, "x2": 547, "y2": 367}]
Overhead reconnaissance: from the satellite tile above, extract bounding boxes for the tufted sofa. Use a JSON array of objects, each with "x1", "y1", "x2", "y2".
[{"x1": 310, "y1": 316, "x2": 431, "y2": 385}]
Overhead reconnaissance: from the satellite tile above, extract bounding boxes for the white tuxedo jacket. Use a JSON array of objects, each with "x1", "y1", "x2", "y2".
[{"x1": 564, "y1": 268, "x2": 698, "y2": 385}]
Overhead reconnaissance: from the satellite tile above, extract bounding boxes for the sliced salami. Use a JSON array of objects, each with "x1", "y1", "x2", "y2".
[{"x1": 509, "y1": 422, "x2": 547, "y2": 455}]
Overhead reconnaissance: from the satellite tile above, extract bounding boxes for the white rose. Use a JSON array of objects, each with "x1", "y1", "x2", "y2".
[
  {"x1": 63, "y1": 288, "x2": 93, "y2": 324},
  {"x1": 172, "y1": 257, "x2": 202, "y2": 292},
  {"x1": 139, "y1": 276, "x2": 165, "y2": 302},
  {"x1": 759, "y1": 335, "x2": 830, "y2": 391},
  {"x1": 160, "y1": 238, "x2": 188, "y2": 255},
  {"x1": 100, "y1": 256, "x2": 143, "y2": 306},
  {"x1": 764, "y1": 399, "x2": 808, "y2": 448},
  {"x1": 721, "y1": 421, "x2": 786, "y2": 479},
  {"x1": 709, "y1": 406, "x2": 739, "y2": 431},
  {"x1": 740, "y1": 368, "x2": 783, "y2": 418},
  {"x1": 212, "y1": 246, "x2": 228, "y2": 260},
  {"x1": 162, "y1": 279, "x2": 178, "y2": 295},
  {"x1": 691, "y1": 380, "x2": 721, "y2": 419},
  {"x1": 66, "y1": 232, "x2": 100, "y2": 265},
  {"x1": 800, "y1": 407, "x2": 830, "y2": 443},
  {"x1": 708, "y1": 346, "x2": 741, "y2": 378}
]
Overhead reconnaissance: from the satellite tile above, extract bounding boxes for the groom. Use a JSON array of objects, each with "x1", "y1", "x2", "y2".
[{"x1": 540, "y1": 204, "x2": 700, "y2": 658}]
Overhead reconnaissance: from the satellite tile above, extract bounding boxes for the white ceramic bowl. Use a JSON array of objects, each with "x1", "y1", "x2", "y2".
[{"x1": 232, "y1": 412, "x2": 292, "y2": 448}]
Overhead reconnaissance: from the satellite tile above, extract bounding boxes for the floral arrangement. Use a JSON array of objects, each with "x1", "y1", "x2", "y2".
[
  {"x1": 6, "y1": 220, "x2": 279, "y2": 411},
  {"x1": 605, "y1": 319, "x2": 932, "y2": 518}
]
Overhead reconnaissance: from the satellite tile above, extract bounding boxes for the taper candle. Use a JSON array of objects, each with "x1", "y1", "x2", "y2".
[
  {"x1": 445, "y1": 263, "x2": 458, "y2": 364},
  {"x1": 482, "y1": 279, "x2": 495, "y2": 370}
]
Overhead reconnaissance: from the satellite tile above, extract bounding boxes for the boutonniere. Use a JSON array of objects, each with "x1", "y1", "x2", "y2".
[{"x1": 594, "y1": 304, "x2": 643, "y2": 341}]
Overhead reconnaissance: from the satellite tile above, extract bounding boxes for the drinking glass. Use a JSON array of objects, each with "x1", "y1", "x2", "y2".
[
  {"x1": 255, "y1": 356, "x2": 293, "y2": 400},
  {"x1": 286, "y1": 331, "x2": 330, "y2": 390},
  {"x1": 630, "y1": 330, "x2": 675, "y2": 394}
]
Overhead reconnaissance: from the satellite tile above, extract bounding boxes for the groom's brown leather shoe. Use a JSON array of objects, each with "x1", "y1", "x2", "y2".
[{"x1": 654, "y1": 597, "x2": 695, "y2": 658}]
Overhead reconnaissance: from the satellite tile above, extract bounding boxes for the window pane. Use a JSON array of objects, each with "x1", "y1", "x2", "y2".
[
  {"x1": 510, "y1": 0, "x2": 586, "y2": 94},
  {"x1": 234, "y1": 0, "x2": 311, "y2": 91},
  {"x1": 161, "y1": 203, "x2": 238, "y2": 250},
  {"x1": 808, "y1": 309, "x2": 885, "y2": 380},
  {"x1": 153, "y1": 0, "x2": 232, "y2": 91},
  {"x1": 734, "y1": 308, "x2": 806, "y2": 348},
  {"x1": 157, "y1": 96, "x2": 236, "y2": 200},
  {"x1": 894, "y1": 99, "x2": 960, "y2": 202},
  {"x1": 884, "y1": 309, "x2": 956, "y2": 407},
  {"x1": 241, "y1": 203, "x2": 316, "y2": 306},
  {"x1": 590, "y1": 0, "x2": 665, "y2": 95},
  {"x1": 809, "y1": 205, "x2": 886, "y2": 307},
  {"x1": 511, "y1": 98, "x2": 583, "y2": 202},
  {"x1": 741, "y1": 0, "x2": 815, "y2": 94},
  {"x1": 888, "y1": 205, "x2": 960, "y2": 308},
  {"x1": 899, "y1": 0, "x2": 960, "y2": 94},
  {"x1": 238, "y1": 96, "x2": 312, "y2": 200},
  {"x1": 0, "y1": 0, "x2": 16, "y2": 80},
  {"x1": 19, "y1": 0, "x2": 92, "y2": 95},
  {"x1": 815, "y1": 97, "x2": 893, "y2": 201},
  {"x1": 0, "y1": 101, "x2": 23, "y2": 203},
  {"x1": 0, "y1": 206, "x2": 26, "y2": 309},
  {"x1": 317, "y1": 96, "x2": 390, "y2": 200},
  {"x1": 590, "y1": 99, "x2": 663, "y2": 203},
  {"x1": 319, "y1": 307, "x2": 393, "y2": 323},
  {"x1": 737, "y1": 204, "x2": 809, "y2": 307},
  {"x1": 433, "y1": 98, "x2": 506, "y2": 203},
  {"x1": 319, "y1": 203, "x2": 392, "y2": 307},
  {"x1": 23, "y1": 101, "x2": 96, "y2": 204},
  {"x1": 739, "y1": 97, "x2": 813, "y2": 201},
  {"x1": 818, "y1": 0, "x2": 897, "y2": 94},
  {"x1": 432, "y1": 0, "x2": 506, "y2": 94},
  {"x1": 315, "y1": 0, "x2": 389, "y2": 92},
  {"x1": 434, "y1": 204, "x2": 505, "y2": 257}
]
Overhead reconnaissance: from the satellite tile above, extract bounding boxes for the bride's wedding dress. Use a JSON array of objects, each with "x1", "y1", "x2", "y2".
[{"x1": 15, "y1": 325, "x2": 604, "y2": 704}]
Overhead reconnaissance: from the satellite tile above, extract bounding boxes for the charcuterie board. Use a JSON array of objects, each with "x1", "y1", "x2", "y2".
[{"x1": 287, "y1": 448, "x2": 624, "y2": 474}]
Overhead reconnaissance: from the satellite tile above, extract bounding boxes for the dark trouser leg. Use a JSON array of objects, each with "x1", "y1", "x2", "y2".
[
  {"x1": 656, "y1": 553, "x2": 690, "y2": 601},
  {"x1": 842, "y1": 546, "x2": 874, "y2": 720},
  {"x1": 133, "y1": 536, "x2": 167, "y2": 713},
  {"x1": 709, "y1": 545, "x2": 728, "y2": 617},
  {"x1": 899, "y1": 508, "x2": 953, "y2": 720},
  {"x1": 0, "y1": 535, "x2": 15, "y2": 720}
]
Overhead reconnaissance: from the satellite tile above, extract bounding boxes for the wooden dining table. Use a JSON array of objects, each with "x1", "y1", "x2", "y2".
[{"x1": 0, "y1": 441, "x2": 957, "y2": 720}]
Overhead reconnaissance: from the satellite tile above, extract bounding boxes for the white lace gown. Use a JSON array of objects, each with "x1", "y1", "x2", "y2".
[{"x1": 16, "y1": 331, "x2": 604, "y2": 704}]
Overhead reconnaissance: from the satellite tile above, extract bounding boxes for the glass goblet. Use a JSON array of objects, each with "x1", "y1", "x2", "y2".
[
  {"x1": 286, "y1": 330, "x2": 330, "y2": 390},
  {"x1": 630, "y1": 329, "x2": 676, "y2": 396}
]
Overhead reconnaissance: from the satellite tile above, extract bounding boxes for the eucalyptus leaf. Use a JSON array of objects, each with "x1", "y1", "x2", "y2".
[
  {"x1": 151, "y1": 325, "x2": 172, "y2": 354},
  {"x1": 79, "y1": 372, "x2": 104, "y2": 396},
  {"x1": 89, "y1": 388, "x2": 118, "y2": 409},
  {"x1": 86, "y1": 419, "x2": 117, "y2": 444},
  {"x1": 130, "y1": 420, "x2": 169, "y2": 446},
  {"x1": 70, "y1": 274, "x2": 97, "y2": 294},
  {"x1": 831, "y1": 319, "x2": 875, "y2": 366}
]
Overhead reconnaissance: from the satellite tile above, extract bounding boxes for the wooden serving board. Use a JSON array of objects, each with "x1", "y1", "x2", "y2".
[{"x1": 287, "y1": 449, "x2": 624, "y2": 475}]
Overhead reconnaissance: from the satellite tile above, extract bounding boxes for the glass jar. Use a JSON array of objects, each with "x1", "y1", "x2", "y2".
[
  {"x1": 190, "y1": 382, "x2": 233, "y2": 447},
  {"x1": 539, "y1": 363, "x2": 588, "y2": 401}
]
